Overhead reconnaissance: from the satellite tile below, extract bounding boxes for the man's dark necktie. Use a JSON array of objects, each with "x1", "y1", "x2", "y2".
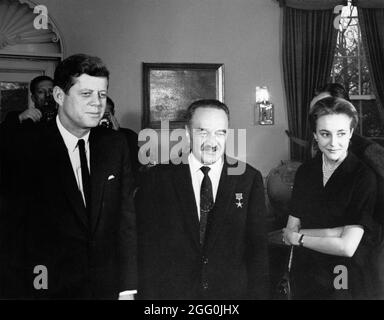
[
  {"x1": 200, "y1": 166, "x2": 213, "y2": 246},
  {"x1": 78, "y1": 139, "x2": 90, "y2": 209}
]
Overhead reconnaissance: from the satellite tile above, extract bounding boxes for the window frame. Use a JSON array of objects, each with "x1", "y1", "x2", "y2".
[{"x1": 331, "y1": 2, "x2": 383, "y2": 137}]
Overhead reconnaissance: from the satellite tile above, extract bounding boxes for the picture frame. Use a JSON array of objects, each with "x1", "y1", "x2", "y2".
[{"x1": 142, "y1": 63, "x2": 224, "y2": 129}]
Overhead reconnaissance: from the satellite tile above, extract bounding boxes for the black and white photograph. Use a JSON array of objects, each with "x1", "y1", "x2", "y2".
[{"x1": 0, "y1": 0, "x2": 384, "y2": 309}]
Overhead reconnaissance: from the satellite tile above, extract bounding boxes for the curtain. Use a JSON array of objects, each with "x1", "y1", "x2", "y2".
[
  {"x1": 358, "y1": 7, "x2": 384, "y2": 123},
  {"x1": 282, "y1": 7, "x2": 338, "y2": 161},
  {"x1": 278, "y1": 0, "x2": 346, "y2": 10},
  {"x1": 353, "y1": 0, "x2": 384, "y2": 9}
]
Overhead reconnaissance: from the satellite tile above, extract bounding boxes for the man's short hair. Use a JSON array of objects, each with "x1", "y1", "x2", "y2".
[
  {"x1": 315, "y1": 83, "x2": 350, "y2": 101},
  {"x1": 185, "y1": 99, "x2": 229, "y2": 126},
  {"x1": 54, "y1": 54, "x2": 110, "y2": 94},
  {"x1": 106, "y1": 96, "x2": 115, "y2": 115},
  {"x1": 309, "y1": 97, "x2": 358, "y2": 132},
  {"x1": 30, "y1": 76, "x2": 53, "y2": 95}
]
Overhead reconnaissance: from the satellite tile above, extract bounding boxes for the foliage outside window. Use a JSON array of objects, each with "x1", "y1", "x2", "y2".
[
  {"x1": 0, "y1": 82, "x2": 28, "y2": 122},
  {"x1": 331, "y1": 1, "x2": 384, "y2": 138}
]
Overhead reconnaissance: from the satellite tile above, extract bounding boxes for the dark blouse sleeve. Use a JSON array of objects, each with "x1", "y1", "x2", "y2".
[
  {"x1": 345, "y1": 165, "x2": 377, "y2": 234},
  {"x1": 289, "y1": 164, "x2": 306, "y2": 220}
]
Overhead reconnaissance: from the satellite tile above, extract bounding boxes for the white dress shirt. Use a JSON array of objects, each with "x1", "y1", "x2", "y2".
[
  {"x1": 56, "y1": 116, "x2": 136, "y2": 299},
  {"x1": 188, "y1": 153, "x2": 224, "y2": 220},
  {"x1": 56, "y1": 116, "x2": 90, "y2": 206}
]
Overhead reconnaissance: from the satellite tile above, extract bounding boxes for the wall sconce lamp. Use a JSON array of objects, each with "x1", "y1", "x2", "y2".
[{"x1": 255, "y1": 86, "x2": 274, "y2": 125}]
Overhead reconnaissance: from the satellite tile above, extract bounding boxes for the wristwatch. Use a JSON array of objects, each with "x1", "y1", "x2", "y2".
[{"x1": 298, "y1": 234, "x2": 304, "y2": 247}]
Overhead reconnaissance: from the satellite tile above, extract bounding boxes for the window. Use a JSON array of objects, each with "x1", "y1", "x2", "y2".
[
  {"x1": 0, "y1": 82, "x2": 28, "y2": 122},
  {"x1": 331, "y1": 1, "x2": 384, "y2": 137}
]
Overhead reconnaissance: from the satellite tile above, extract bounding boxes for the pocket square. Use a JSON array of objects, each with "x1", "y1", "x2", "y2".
[{"x1": 108, "y1": 175, "x2": 115, "y2": 181}]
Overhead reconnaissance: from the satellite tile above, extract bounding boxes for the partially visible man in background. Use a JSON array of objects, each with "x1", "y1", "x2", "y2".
[
  {"x1": 0, "y1": 77, "x2": 56, "y2": 297},
  {"x1": 0, "y1": 76, "x2": 56, "y2": 206},
  {"x1": 2, "y1": 75, "x2": 56, "y2": 128},
  {"x1": 99, "y1": 97, "x2": 140, "y2": 187}
]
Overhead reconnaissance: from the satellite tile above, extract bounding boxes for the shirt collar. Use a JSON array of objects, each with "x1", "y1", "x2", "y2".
[
  {"x1": 56, "y1": 115, "x2": 90, "y2": 153},
  {"x1": 188, "y1": 152, "x2": 224, "y2": 174}
]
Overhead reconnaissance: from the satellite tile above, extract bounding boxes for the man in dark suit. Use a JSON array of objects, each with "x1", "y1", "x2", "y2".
[
  {"x1": 136, "y1": 99, "x2": 269, "y2": 300},
  {"x1": 3, "y1": 54, "x2": 137, "y2": 299}
]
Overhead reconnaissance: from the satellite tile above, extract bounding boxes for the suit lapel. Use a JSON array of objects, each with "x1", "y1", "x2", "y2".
[
  {"x1": 204, "y1": 160, "x2": 238, "y2": 252},
  {"x1": 89, "y1": 129, "x2": 108, "y2": 233},
  {"x1": 48, "y1": 123, "x2": 89, "y2": 231},
  {"x1": 172, "y1": 164, "x2": 201, "y2": 251}
]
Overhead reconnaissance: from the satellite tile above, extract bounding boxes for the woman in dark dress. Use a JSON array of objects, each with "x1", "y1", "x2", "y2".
[{"x1": 283, "y1": 97, "x2": 378, "y2": 299}]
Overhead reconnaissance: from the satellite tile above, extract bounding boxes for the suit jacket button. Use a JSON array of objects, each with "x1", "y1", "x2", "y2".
[
  {"x1": 202, "y1": 281, "x2": 209, "y2": 290},
  {"x1": 203, "y1": 257, "x2": 209, "y2": 265}
]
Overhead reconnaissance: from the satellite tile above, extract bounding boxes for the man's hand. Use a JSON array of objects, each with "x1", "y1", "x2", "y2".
[
  {"x1": 18, "y1": 108, "x2": 42, "y2": 123},
  {"x1": 282, "y1": 228, "x2": 301, "y2": 246},
  {"x1": 118, "y1": 293, "x2": 135, "y2": 300}
]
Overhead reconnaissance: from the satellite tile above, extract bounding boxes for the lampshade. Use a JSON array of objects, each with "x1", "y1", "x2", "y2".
[{"x1": 256, "y1": 86, "x2": 270, "y2": 103}]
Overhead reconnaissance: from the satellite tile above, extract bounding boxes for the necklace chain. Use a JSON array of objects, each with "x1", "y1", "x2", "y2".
[{"x1": 322, "y1": 154, "x2": 344, "y2": 186}]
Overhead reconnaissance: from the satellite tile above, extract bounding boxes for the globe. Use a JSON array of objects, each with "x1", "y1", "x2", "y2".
[{"x1": 267, "y1": 160, "x2": 302, "y2": 216}]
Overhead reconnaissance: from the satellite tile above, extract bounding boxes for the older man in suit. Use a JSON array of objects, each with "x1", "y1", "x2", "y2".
[
  {"x1": 136, "y1": 99, "x2": 269, "y2": 300},
  {"x1": 2, "y1": 54, "x2": 137, "y2": 299}
]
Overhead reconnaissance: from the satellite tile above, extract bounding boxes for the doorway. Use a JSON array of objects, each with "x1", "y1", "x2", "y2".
[{"x1": 0, "y1": 57, "x2": 58, "y2": 122}]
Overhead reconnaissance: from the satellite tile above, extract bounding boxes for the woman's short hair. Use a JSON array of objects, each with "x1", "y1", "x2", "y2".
[{"x1": 309, "y1": 97, "x2": 358, "y2": 132}]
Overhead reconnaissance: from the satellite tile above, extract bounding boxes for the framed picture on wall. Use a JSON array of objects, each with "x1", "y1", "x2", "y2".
[{"x1": 142, "y1": 63, "x2": 224, "y2": 129}]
